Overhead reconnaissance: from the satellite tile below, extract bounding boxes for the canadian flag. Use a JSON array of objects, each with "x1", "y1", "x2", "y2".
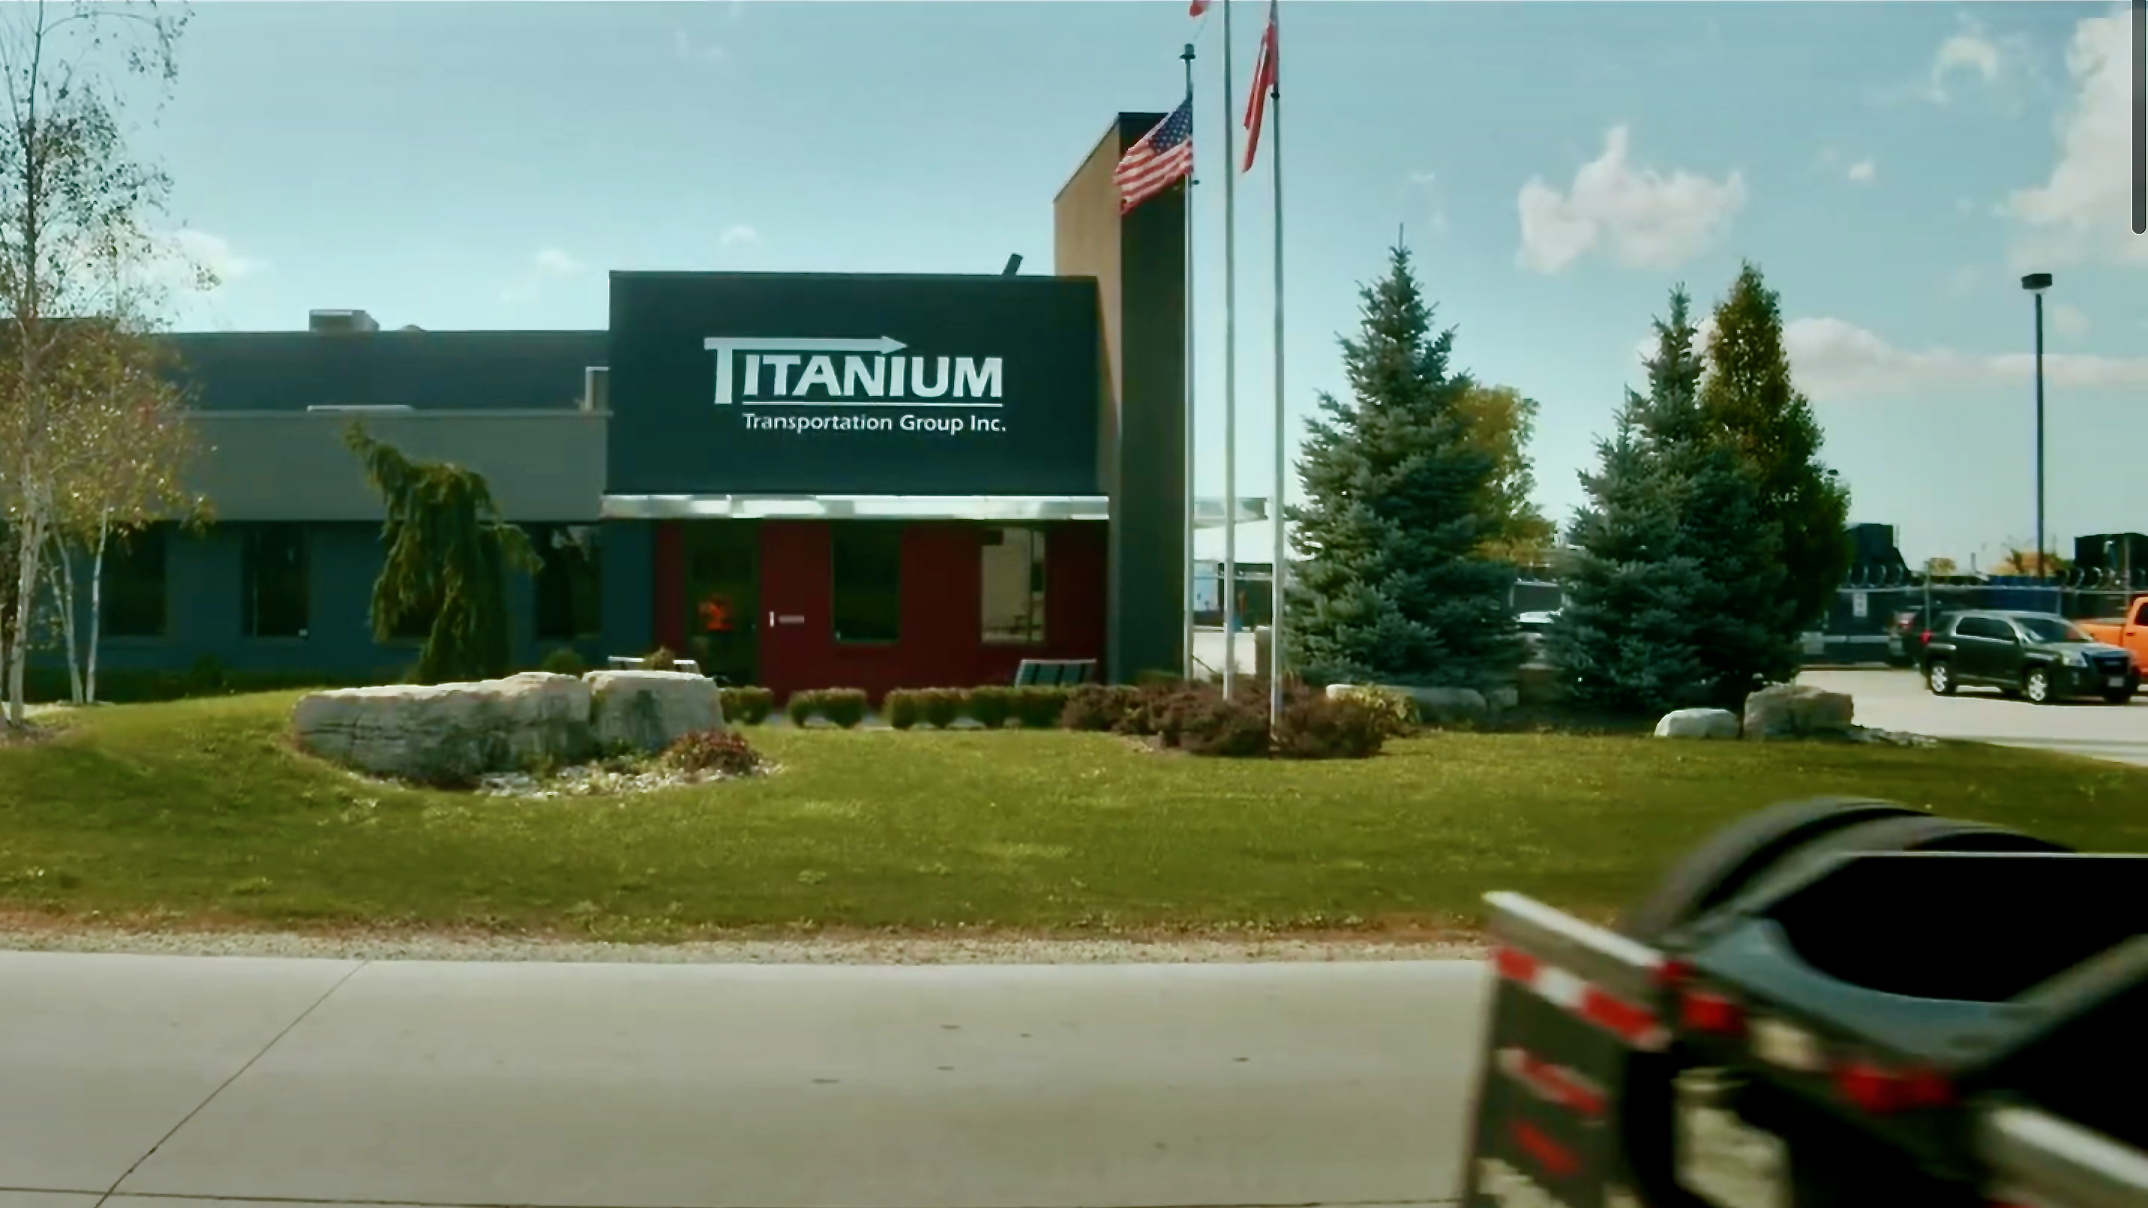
[{"x1": 1189, "y1": 0, "x2": 1210, "y2": 15}]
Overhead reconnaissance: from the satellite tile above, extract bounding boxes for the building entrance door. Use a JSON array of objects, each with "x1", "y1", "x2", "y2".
[{"x1": 681, "y1": 521, "x2": 759, "y2": 687}]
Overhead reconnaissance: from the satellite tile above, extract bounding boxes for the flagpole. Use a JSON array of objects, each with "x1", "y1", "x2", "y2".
[
  {"x1": 1181, "y1": 41, "x2": 1197, "y2": 681},
  {"x1": 1266, "y1": 0, "x2": 1285, "y2": 728},
  {"x1": 1219, "y1": 0, "x2": 1239, "y2": 698}
]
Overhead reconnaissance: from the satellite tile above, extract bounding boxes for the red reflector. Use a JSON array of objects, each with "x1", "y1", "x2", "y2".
[
  {"x1": 1834, "y1": 1061, "x2": 1955, "y2": 1114},
  {"x1": 1493, "y1": 946, "x2": 1539, "y2": 985},
  {"x1": 1679, "y1": 988, "x2": 1745, "y2": 1035},
  {"x1": 1511, "y1": 1119, "x2": 1581, "y2": 1179},
  {"x1": 1655, "y1": 958, "x2": 1694, "y2": 986}
]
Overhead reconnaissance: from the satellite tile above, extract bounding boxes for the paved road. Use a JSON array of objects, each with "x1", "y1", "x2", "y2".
[
  {"x1": 1800, "y1": 667, "x2": 2148, "y2": 767},
  {"x1": 0, "y1": 953, "x2": 1489, "y2": 1208}
]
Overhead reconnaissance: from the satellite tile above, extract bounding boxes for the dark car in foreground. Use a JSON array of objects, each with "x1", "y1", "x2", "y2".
[{"x1": 1922, "y1": 609, "x2": 2140, "y2": 703}]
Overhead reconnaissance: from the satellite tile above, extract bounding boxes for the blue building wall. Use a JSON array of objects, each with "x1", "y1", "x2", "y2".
[
  {"x1": 600, "y1": 520, "x2": 654, "y2": 658},
  {"x1": 28, "y1": 519, "x2": 619, "y2": 696}
]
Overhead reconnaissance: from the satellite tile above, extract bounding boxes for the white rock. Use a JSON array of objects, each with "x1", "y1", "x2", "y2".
[
  {"x1": 583, "y1": 670, "x2": 725, "y2": 753},
  {"x1": 1333, "y1": 684, "x2": 1488, "y2": 723},
  {"x1": 1654, "y1": 707, "x2": 1741, "y2": 740},
  {"x1": 1743, "y1": 682, "x2": 1855, "y2": 740},
  {"x1": 292, "y1": 672, "x2": 595, "y2": 782}
]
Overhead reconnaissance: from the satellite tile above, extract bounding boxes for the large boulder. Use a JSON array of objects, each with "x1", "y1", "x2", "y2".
[
  {"x1": 292, "y1": 672, "x2": 596, "y2": 782},
  {"x1": 1654, "y1": 707, "x2": 1741, "y2": 740},
  {"x1": 585, "y1": 670, "x2": 725, "y2": 753},
  {"x1": 1742, "y1": 682, "x2": 1855, "y2": 740}
]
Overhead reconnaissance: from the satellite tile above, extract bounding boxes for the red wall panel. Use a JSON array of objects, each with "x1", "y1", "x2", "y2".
[
  {"x1": 750, "y1": 519, "x2": 1109, "y2": 704},
  {"x1": 652, "y1": 521, "x2": 686, "y2": 654}
]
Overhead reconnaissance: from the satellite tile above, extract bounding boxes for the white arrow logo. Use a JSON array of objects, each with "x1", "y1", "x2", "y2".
[{"x1": 705, "y1": 336, "x2": 908, "y2": 406}]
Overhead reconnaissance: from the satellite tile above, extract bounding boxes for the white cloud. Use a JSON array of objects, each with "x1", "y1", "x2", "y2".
[
  {"x1": 2051, "y1": 302, "x2": 2091, "y2": 342},
  {"x1": 720, "y1": 224, "x2": 760, "y2": 248},
  {"x1": 117, "y1": 229, "x2": 266, "y2": 312},
  {"x1": 1786, "y1": 317, "x2": 2148, "y2": 397},
  {"x1": 1406, "y1": 171, "x2": 1448, "y2": 239},
  {"x1": 674, "y1": 29, "x2": 726, "y2": 64},
  {"x1": 1845, "y1": 159, "x2": 1876, "y2": 184},
  {"x1": 1635, "y1": 313, "x2": 2148, "y2": 398},
  {"x1": 1515, "y1": 126, "x2": 1746, "y2": 274},
  {"x1": 1929, "y1": 26, "x2": 2002, "y2": 98},
  {"x1": 2006, "y1": 8, "x2": 2142, "y2": 268},
  {"x1": 500, "y1": 246, "x2": 585, "y2": 304}
]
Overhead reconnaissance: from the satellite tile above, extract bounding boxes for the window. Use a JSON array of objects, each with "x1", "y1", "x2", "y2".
[
  {"x1": 1958, "y1": 616, "x2": 2012, "y2": 641},
  {"x1": 101, "y1": 525, "x2": 168, "y2": 638},
  {"x1": 832, "y1": 523, "x2": 903, "y2": 644},
  {"x1": 241, "y1": 524, "x2": 309, "y2": 638},
  {"x1": 534, "y1": 524, "x2": 602, "y2": 640},
  {"x1": 981, "y1": 526, "x2": 1046, "y2": 644}
]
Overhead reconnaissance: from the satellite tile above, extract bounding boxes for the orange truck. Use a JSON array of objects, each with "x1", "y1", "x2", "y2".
[{"x1": 2079, "y1": 595, "x2": 2148, "y2": 673}]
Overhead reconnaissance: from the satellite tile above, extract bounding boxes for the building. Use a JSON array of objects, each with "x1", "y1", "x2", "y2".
[{"x1": 44, "y1": 112, "x2": 1237, "y2": 701}]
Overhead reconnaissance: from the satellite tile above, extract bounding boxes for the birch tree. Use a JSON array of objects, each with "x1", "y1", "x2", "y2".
[
  {"x1": 0, "y1": 0, "x2": 190, "y2": 727},
  {"x1": 41, "y1": 301, "x2": 205, "y2": 703}
]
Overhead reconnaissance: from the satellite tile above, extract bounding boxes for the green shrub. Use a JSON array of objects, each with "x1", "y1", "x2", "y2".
[
  {"x1": 1271, "y1": 693, "x2": 1387, "y2": 759},
  {"x1": 785, "y1": 688, "x2": 821, "y2": 726},
  {"x1": 964, "y1": 685, "x2": 1015, "y2": 729},
  {"x1": 1060, "y1": 683, "x2": 1137, "y2": 731},
  {"x1": 1012, "y1": 685, "x2": 1068, "y2": 729},
  {"x1": 1133, "y1": 668, "x2": 1184, "y2": 687},
  {"x1": 719, "y1": 686, "x2": 774, "y2": 725},
  {"x1": 910, "y1": 687, "x2": 957, "y2": 729},
  {"x1": 540, "y1": 647, "x2": 588, "y2": 677},
  {"x1": 820, "y1": 688, "x2": 869, "y2": 729},
  {"x1": 1327, "y1": 684, "x2": 1418, "y2": 737},
  {"x1": 883, "y1": 688, "x2": 927, "y2": 730},
  {"x1": 185, "y1": 654, "x2": 229, "y2": 695},
  {"x1": 661, "y1": 727, "x2": 764, "y2": 777}
]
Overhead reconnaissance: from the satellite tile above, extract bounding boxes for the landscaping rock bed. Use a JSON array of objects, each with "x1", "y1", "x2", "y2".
[{"x1": 293, "y1": 670, "x2": 725, "y2": 782}]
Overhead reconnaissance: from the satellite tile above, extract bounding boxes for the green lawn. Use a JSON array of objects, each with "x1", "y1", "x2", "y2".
[{"x1": 1, "y1": 692, "x2": 2143, "y2": 940}]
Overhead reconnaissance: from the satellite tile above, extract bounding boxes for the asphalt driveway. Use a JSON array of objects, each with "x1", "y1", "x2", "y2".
[
  {"x1": 0, "y1": 953, "x2": 1487, "y2": 1208},
  {"x1": 1799, "y1": 667, "x2": 2148, "y2": 767}
]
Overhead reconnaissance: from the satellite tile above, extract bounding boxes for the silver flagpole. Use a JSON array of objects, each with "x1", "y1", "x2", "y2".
[
  {"x1": 1220, "y1": 0, "x2": 1239, "y2": 698},
  {"x1": 1181, "y1": 42, "x2": 1197, "y2": 681},
  {"x1": 1266, "y1": 0, "x2": 1285, "y2": 728}
]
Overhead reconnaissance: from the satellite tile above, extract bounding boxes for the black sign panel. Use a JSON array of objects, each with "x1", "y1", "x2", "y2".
[{"x1": 606, "y1": 272, "x2": 1103, "y2": 496}]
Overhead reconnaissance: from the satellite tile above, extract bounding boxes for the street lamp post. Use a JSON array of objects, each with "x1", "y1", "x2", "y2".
[{"x1": 2021, "y1": 272, "x2": 2053, "y2": 588}]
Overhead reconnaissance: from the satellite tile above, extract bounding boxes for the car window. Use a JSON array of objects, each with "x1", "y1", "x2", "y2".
[
  {"x1": 2016, "y1": 616, "x2": 2091, "y2": 643},
  {"x1": 1957, "y1": 616, "x2": 2011, "y2": 640}
]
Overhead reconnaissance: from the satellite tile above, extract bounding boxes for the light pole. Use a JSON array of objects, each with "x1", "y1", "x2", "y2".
[{"x1": 2021, "y1": 271, "x2": 2052, "y2": 588}]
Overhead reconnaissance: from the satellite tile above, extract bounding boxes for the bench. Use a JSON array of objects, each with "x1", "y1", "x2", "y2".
[{"x1": 1013, "y1": 659, "x2": 1097, "y2": 687}]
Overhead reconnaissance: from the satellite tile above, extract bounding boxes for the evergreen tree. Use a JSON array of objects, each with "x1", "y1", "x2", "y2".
[
  {"x1": 344, "y1": 424, "x2": 539, "y2": 684},
  {"x1": 1698, "y1": 263, "x2": 1853, "y2": 633},
  {"x1": 1284, "y1": 244, "x2": 1522, "y2": 691},
  {"x1": 1551, "y1": 287, "x2": 1795, "y2": 712}
]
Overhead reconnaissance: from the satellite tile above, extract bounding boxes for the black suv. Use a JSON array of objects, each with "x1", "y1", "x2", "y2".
[{"x1": 1923, "y1": 609, "x2": 2139, "y2": 704}]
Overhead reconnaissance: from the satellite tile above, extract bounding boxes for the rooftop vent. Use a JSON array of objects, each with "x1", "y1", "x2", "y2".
[{"x1": 309, "y1": 309, "x2": 379, "y2": 334}]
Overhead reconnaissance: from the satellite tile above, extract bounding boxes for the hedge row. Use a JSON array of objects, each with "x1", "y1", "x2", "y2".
[{"x1": 880, "y1": 685, "x2": 1071, "y2": 731}]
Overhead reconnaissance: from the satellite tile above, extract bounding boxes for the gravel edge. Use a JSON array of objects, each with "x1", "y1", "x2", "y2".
[{"x1": 0, "y1": 925, "x2": 1489, "y2": 964}]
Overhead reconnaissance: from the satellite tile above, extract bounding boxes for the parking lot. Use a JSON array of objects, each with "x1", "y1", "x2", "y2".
[{"x1": 1800, "y1": 667, "x2": 2148, "y2": 768}]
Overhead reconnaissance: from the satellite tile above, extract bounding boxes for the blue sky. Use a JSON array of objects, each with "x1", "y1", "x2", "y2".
[{"x1": 138, "y1": 1, "x2": 2143, "y2": 567}]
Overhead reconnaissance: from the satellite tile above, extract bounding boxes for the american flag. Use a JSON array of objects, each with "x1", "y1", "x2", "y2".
[{"x1": 1115, "y1": 98, "x2": 1194, "y2": 215}]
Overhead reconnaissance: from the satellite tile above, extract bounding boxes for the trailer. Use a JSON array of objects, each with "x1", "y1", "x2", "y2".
[{"x1": 1458, "y1": 796, "x2": 2148, "y2": 1208}]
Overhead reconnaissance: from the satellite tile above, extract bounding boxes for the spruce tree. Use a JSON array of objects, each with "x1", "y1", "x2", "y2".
[
  {"x1": 345, "y1": 424, "x2": 539, "y2": 684},
  {"x1": 1698, "y1": 263, "x2": 1852, "y2": 634},
  {"x1": 1551, "y1": 287, "x2": 1795, "y2": 713},
  {"x1": 1284, "y1": 244, "x2": 1522, "y2": 691}
]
